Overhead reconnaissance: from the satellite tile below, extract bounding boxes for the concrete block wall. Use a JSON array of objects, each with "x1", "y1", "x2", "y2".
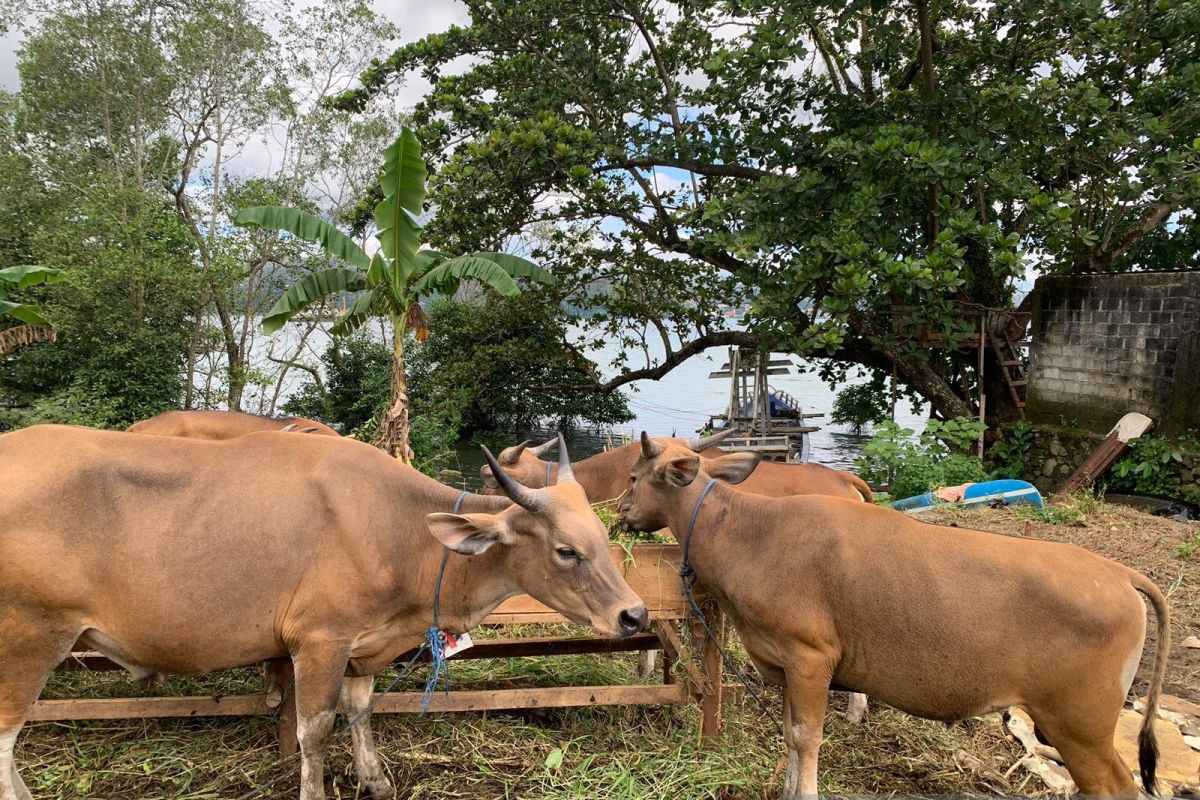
[{"x1": 1026, "y1": 271, "x2": 1200, "y2": 436}]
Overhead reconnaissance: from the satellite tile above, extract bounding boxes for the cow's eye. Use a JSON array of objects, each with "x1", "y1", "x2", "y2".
[{"x1": 556, "y1": 546, "x2": 580, "y2": 561}]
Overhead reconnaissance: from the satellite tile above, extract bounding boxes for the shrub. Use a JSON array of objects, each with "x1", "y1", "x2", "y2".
[
  {"x1": 829, "y1": 377, "x2": 890, "y2": 434},
  {"x1": 988, "y1": 420, "x2": 1035, "y2": 479},
  {"x1": 856, "y1": 417, "x2": 989, "y2": 500},
  {"x1": 1107, "y1": 435, "x2": 1184, "y2": 498}
]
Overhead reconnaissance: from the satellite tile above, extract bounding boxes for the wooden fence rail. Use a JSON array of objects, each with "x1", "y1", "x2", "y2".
[{"x1": 33, "y1": 543, "x2": 727, "y2": 751}]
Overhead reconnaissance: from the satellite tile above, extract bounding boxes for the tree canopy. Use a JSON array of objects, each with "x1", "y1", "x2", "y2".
[{"x1": 338, "y1": 0, "x2": 1200, "y2": 424}]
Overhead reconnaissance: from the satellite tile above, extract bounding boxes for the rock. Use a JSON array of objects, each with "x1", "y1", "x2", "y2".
[
  {"x1": 1022, "y1": 754, "x2": 1076, "y2": 793},
  {"x1": 1187, "y1": 736, "x2": 1200, "y2": 753},
  {"x1": 1183, "y1": 635, "x2": 1200, "y2": 650},
  {"x1": 1114, "y1": 709, "x2": 1200, "y2": 785},
  {"x1": 1049, "y1": 439, "x2": 1068, "y2": 457},
  {"x1": 1042, "y1": 458, "x2": 1059, "y2": 477}
]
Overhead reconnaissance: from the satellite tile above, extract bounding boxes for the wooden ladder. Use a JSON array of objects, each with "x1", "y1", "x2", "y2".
[{"x1": 988, "y1": 315, "x2": 1031, "y2": 419}]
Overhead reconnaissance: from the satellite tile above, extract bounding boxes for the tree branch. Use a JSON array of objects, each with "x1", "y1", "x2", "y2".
[{"x1": 602, "y1": 157, "x2": 774, "y2": 180}]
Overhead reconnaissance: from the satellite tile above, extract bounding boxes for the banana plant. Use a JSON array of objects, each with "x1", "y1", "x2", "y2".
[
  {"x1": 0, "y1": 265, "x2": 65, "y2": 357},
  {"x1": 233, "y1": 128, "x2": 554, "y2": 462}
]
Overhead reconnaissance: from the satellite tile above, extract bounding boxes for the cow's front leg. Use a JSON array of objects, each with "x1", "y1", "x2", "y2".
[
  {"x1": 781, "y1": 659, "x2": 831, "y2": 800},
  {"x1": 292, "y1": 642, "x2": 352, "y2": 800},
  {"x1": 340, "y1": 675, "x2": 394, "y2": 799}
]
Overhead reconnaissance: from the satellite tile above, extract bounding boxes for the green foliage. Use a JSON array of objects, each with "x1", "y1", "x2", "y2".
[
  {"x1": 988, "y1": 421, "x2": 1035, "y2": 480},
  {"x1": 1108, "y1": 435, "x2": 1185, "y2": 498},
  {"x1": 829, "y1": 376, "x2": 890, "y2": 434},
  {"x1": 0, "y1": 265, "x2": 64, "y2": 324},
  {"x1": 235, "y1": 128, "x2": 551, "y2": 339},
  {"x1": 281, "y1": 332, "x2": 391, "y2": 433},
  {"x1": 0, "y1": 186, "x2": 200, "y2": 427},
  {"x1": 856, "y1": 418, "x2": 988, "y2": 500},
  {"x1": 407, "y1": 295, "x2": 633, "y2": 435},
  {"x1": 339, "y1": 0, "x2": 1200, "y2": 424}
]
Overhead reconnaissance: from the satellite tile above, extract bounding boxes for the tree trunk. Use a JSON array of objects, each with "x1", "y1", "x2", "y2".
[{"x1": 370, "y1": 312, "x2": 415, "y2": 462}]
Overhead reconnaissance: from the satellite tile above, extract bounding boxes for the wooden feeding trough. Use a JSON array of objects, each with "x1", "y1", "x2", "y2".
[{"x1": 34, "y1": 543, "x2": 730, "y2": 750}]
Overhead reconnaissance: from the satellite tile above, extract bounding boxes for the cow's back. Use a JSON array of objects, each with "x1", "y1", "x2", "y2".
[{"x1": 127, "y1": 410, "x2": 338, "y2": 439}]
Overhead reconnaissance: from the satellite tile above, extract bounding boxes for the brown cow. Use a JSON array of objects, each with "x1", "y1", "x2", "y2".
[
  {"x1": 483, "y1": 430, "x2": 874, "y2": 720},
  {"x1": 127, "y1": 409, "x2": 340, "y2": 438},
  {"x1": 482, "y1": 431, "x2": 872, "y2": 504},
  {"x1": 0, "y1": 428, "x2": 644, "y2": 800},
  {"x1": 618, "y1": 434, "x2": 1168, "y2": 799}
]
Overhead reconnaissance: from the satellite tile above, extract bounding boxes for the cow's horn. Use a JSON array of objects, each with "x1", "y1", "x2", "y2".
[
  {"x1": 640, "y1": 431, "x2": 663, "y2": 459},
  {"x1": 482, "y1": 445, "x2": 547, "y2": 512},
  {"x1": 556, "y1": 433, "x2": 575, "y2": 482},
  {"x1": 498, "y1": 440, "x2": 531, "y2": 466},
  {"x1": 530, "y1": 436, "x2": 558, "y2": 457},
  {"x1": 686, "y1": 428, "x2": 737, "y2": 452},
  {"x1": 280, "y1": 423, "x2": 298, "y2": 432}
]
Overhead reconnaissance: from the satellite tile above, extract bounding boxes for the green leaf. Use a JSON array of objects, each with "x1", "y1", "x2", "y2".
[
  {"x1": 0, "y1": 299, "x2": 50, "y2": 324},
  {"x1": 233, "y1": 206, "x2": 371, "y2": 270},
  {"x1": 414, "y1": 249, "x2": 446, "y2": 276},
  {"x1": 261, "y1": 268, "x2": 367, "y2": 334},
  {"x1": 374, "y1": 128, "x2": 428, "y2": 288},
  {"x1": 470, "y1": 251, "x2": 556, "y2": 286},
  {"x1": 543, "y1": 748, "x2": 564, "y2": 771},
  {"x1": 0, "y1": 265, "x2": 66, "y2": 289},
  {"x1": 330, "y1": 287, "x2": 384, "y2": 336},
  {"x1": 411, "y1": 255, "x2": 521, "y2": 297}
]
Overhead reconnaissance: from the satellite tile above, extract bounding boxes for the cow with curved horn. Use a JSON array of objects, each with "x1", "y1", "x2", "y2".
[
  {"x1": 0, "y1": 426, "x2": 645, "y2": 800},
  {"x1": 482, "y1": 429, "x2": 873, "y2": 721},
  {"x1": 620, "y1": 433, "x2": 1169, "y2": 799}
]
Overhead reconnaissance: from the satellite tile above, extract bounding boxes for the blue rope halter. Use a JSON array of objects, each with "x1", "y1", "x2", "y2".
[{"x1": 421, "y1": 490, "x2": 469, "y2": 713}]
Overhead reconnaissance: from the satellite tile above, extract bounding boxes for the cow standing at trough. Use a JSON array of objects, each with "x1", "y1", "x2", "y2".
[
  {"x1": 127, "y1": 408, "x2": 340, "y2": 438},
  {"x1": 618, "y1": 434, "x2": 1169, "y2": 799},
  {"x1": 484, "y1": 430, "x2": 874, "y2": 722},
  {"x1": 483, "y1": 430, "x2": 873, "y2": 504},
  {"x1": 0, "y1": 427, "x2": 646, "y2": 800}
]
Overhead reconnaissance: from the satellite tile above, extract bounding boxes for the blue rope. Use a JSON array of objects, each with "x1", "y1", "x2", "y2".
[{"x1": 421, "y1": 490, "x2": 469, "y2": 714}]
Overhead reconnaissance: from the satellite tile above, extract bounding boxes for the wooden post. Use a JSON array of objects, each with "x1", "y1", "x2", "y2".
[
  {"x1": 978, "y1": 316, "x2": 987, "y2": 459},
  {"x1": 690, "y1": 601, "x2": 724, "y2": 743},
  {"x1": 273, "y1": 660, "x2": 298, "y2": 759}
]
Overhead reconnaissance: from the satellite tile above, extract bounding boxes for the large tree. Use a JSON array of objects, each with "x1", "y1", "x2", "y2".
[{"x1": 336, "y1": 0, "x2": 1200, "y2": 426}]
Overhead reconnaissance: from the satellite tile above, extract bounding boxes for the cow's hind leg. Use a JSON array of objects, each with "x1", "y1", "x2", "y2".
[
  {"x1": 291, "y1": 641, "x2": 352, "y2": 800},
  {"x1": 1029, "y1": 707, "x2": 1137, "y2": 798},
  {"x1": 0, "y1": 625, "x2": 76, "y2": 800},
  {"x1": 781, "y1": 657, "x2": 832, "y2": 800},
  {"x1": 340, "y1": 675, "x2": 394, "y2": 799}
]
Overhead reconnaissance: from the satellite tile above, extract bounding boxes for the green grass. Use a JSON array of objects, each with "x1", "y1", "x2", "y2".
[{"x1": 19, "y1": 627, "x2": 1023, "y2": 799}]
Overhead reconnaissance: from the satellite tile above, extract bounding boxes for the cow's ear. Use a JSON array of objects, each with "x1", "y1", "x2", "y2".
[
  {"x1": 706, "y1": 452, "x2": 761, "y2": 485},
  {"x1": 657, "y1": 454, "x2": 700, "y2": 487},
  {"x1": 425, "y1": 513, "x2": 516, "y2": 555}
]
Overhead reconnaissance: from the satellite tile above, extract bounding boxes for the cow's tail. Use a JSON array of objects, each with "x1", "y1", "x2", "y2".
[
  {"x1": 1130, "y1": 570, "x2": 1170, "y2": 796},
  {"x1": 846, "y1": 473, "x2": 874, "y2": 503}
]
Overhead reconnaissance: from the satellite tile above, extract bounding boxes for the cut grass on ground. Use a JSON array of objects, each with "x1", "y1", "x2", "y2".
[{"x1": 17, "y1": 495, "x2": 1197, "y2": 798}]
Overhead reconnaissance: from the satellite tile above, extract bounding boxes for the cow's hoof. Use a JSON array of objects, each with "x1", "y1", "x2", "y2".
[
  {"x1": 364, "y1": 777, "x2": 395, "y2": 800},
  {"x1": 844, "y1": 692, "x2": 868, "y2": 724}
]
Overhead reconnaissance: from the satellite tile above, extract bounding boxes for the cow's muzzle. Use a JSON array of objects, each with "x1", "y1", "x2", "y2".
[{"x1": 617, "y1": 605, "x2": 649, "y2": 637}]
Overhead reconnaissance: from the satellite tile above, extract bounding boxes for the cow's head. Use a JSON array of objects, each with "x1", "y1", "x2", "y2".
[
  {"x1": 618, "y1": 433, "x2": 760, "y2": 533},
  {"x1": 479, "y1": 437, "x2": 559, "y2": 492},
  {"x1": 480, "y1": 429, "x2": 741, "y2": 492},
  {"x1": 429, "y1": 434, "x2": 646, "y2": 638}
]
